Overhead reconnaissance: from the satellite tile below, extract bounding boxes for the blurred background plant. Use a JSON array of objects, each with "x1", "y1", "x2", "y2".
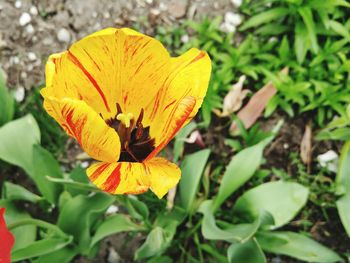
[{"x1": 0, "y1": 0, "x2": 350, "y2": 262}]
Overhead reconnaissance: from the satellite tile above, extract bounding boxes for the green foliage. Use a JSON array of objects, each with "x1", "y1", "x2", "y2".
[
  {"x1": 0, "y1": 67, "x2": 14, "y2": 126},
  {"x1": 158, "y1": 1, "x2": 350, "y2": 126},
  {"x1": 336, "y1": 142, "x2": 350, "y2": 237}
]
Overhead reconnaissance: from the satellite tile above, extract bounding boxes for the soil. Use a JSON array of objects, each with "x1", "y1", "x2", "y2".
[{"x1": 0, "y1": 0, "x2": 233, "y2": 93}]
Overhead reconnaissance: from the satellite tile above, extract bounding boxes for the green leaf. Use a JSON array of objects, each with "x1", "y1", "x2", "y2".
[
  {"x1": 278, "y1": 36, "x2": 291, "y2": 61},
  {"x1": 328, "y1": 20, "x2": 350, "y2": 38},
  {"x1": 135, "y1": 227, "x2": 168, "y2": 260},
  {"x1": 65, "y1": 166, "x2": 90, "y2": 196},
  {"x1": 0, "y1": 115, "x2": 40, "y2": 173},
  {"x1": 227, "y1": 239, "x2": 266, "y2": 263},
  {"x1": 12, "y1": 237, "x2": 73, "y2": 262},
  {"x1": 58, "y1": 192, "x2": 115, "y2": 251},
  {"x1": 337, "y1": 193, "x2": 350, "y2": 237},
  {"x1": 2, "y1": 182, "x2": 42, "y2": 203},
  {"x1": 257, "y1": 231, "x2": 342, "y2": 263},
  {"x1": 124, "y1": 195, "x2": 149, "y2": 221},
  {"x1": 147, "y1": 256, "x2": 173, "y2": 263},
  {"x1": 199, "y1": 200, "x2": 261, "y2": 243},
  {"x1": 233, "y1": 181, "x2": 309, "y2": 228},
  {"x1": 30, "y1": 145, "x2": 63, "y2": 204},
  {"x1": 135, "y1": 209, "x2": 183, "y2": 260},
  {"x1": 298, "y1": 7, "x2": 319, "y2": 53},
  {"x1": 0, "y1": 67, "x2": 14, "y2": 126},
  {"x1": 294, "y1": 22, "x2": 310, "y2": 64},
  {"x1": 335, "y1": 141, "x2": 350, "y2": 236},
  {"x1": 90, "y1": 214, "x2": 145, "y2": 247},
  {"x1": 179, "y1": 149, "x2": 210, "y2": 212},
  {"x1": 33, "y1": 247, "x2": 78, "y2": 263},
  {"x1": 240, "y1": 8, "x2": 290, "y2": 31},
  {"x1": 173, "y1": 121, "x2": 197, "y2": 162},
  {"x1": 46, "y1": 176, "x2": 99, "y2": 193},
  {"x1": 213, "y1": 137, "x2": 272, "y2": 210},
  {"x1": 0, "y1": 200, "x2": 36, "y2": 251},
  {"x1": 335, "y1": 141, "x2": 350, "y2": 195}
]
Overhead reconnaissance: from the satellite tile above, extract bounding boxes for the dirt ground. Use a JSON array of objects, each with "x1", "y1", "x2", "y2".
[{"x1": 0, "y1": 0, "x2": 233, "y2": 95}]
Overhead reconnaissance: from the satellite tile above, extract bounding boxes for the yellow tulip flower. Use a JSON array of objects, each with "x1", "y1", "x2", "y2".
[{"x1": 41, "y1": 28, "x2": 211, "y2": 198}]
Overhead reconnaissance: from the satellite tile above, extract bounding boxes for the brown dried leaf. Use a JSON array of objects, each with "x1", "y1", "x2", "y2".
[
  {"x1": 167, "y1": 186, "x2": 177, "y2": 210},
  {"x1": 215, "y1": 75, "x2": 250, "y2": 117},
  {"x1": 300, "y1": 123, "x2": 312, "y2": 165},
  {"x1": 184, "y1": 130, "x2": 205, "y2": 148},
  {"x1": 230, "y1": 67, "x2": 288, "y2": 131}
]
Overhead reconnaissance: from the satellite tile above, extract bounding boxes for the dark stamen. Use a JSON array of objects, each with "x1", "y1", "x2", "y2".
[
  {"x1": 106, "y1": 106, "x2": 155, "y2": 163},
  {"x1": 116, "y1": 103, "x2": 122, "y2": 114}
]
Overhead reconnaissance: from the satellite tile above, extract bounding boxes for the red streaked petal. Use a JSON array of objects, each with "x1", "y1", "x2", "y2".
[
  {"x1": 86, "y1": 162, "x2": 150, "y2": 195},
  {"x1": 43, "y1": 97, "x2": 121, "y2": 163},
  {"x1": 0, "y1": 208, "x2": 15, "y2": 263},
  {"x1": 147, "y1": 96, "x2": 196, "y2": 160}
]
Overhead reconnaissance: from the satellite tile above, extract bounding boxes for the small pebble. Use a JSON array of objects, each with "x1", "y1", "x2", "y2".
[
  {"x1": 21, "y1": 71, "x2": 27, "y2": 79},
  {"x1": 317, "y1": 150, "x2": 339, "y2": 173},
  {"x1": 145, "y1": 0, "x2": 153, "y2": 4},
  {"x1": 103, "y1": 12, "x2": 111, "y2": 19},
  {"x1": 80, "y1": 161, "x2": 89, "y2": 168},
  {"x1": 14, "y1": 86, "x2": 25, "y2": 102},
  {"x1": 231, "y1": 0, "x2": 243, "y2": 7},
  {"x1": 19, "y1": 12, "x2": 31, "y2": 26},
  {"x1": 57, "y1": 28, "x2": 71, "y2": 43},
  {"x1": 106, "y1": 205, "x2": 119, "y2": 215},
  {"x1": 10, "y1": 56, "x2": 20, "y2": 65},
  {"x1": 27, "y1": 64, "x2": 34, "y2": 71},
  {"x1": 107, "y1": 248, "x2": 121, "y2": 263},
  {"x1": 15, "y1": 0, "x2": 22, "y2": 8},
  {"x1": 225, "y1": 12, "x2": 242, "y2": 26},
  {"x1": 283, "y1": 143, "x2": 289, "y2": 149},
  {"x1": 27, "y1": 52, "x2": 36, "y2": 61},
  {"x1": 29, "y1": 6, "x2": 38, "y2": 16},
  {"x1": 181, "y1": 34, "x2": 189, "y2": 43},
  {"x1": 25, "y1": 24, "x2": 34, "y2": 34}
]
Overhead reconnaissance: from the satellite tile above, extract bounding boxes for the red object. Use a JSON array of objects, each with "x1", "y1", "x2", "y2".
[{"x1": 0, "y1": 208, "x2": 14, "y2": 263}]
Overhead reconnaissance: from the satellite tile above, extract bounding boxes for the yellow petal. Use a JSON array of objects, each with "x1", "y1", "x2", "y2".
[
  {"x1": 147, "y1": 96, "x2": 196, "y2": 159},
  {"x1": 42, "y1": 28, "x2": 171, "y2": 120},
  {"x1": 43, "y1": 97, "x2": 120, "y2": 162},
  {"x1": 145, "y1": 157, "x2": 181, "y2": 199},
  {"x1": 148, "y1": 48, "x2": 211, "y2": 149},
  {"x1": 87, "y1": 161, "x2": 150, "y2": 195},
  {"x1": 87, "y1": 157, "x2": 180, "y2": 198}
]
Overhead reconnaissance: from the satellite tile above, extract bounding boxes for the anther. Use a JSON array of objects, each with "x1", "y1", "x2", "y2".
[{"x1": 116, "y1": 113, "x2": 134, "y2": 128}]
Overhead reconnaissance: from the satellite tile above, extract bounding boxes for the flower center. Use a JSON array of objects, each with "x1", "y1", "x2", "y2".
[{"x1": 105, "y1": 104, "x2": 155, "y2": 163}]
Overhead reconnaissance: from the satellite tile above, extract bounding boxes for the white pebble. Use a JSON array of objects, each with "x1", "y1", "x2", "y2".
[
  {"x1": 317, "y1": 150, "x2": 339, "y2": 173},
  {"x1": 14, "y1": 86, "x2": 25, "y2": 102},
  {"x1": 25, "y1": 24, "x2": 34, "y2": 34},
  {"x1": 21, "y1": 71, "x2": 27, "y2": 79},
  {"x1": 231, "y1": 0, "x2": 243, "y2": 7},
  {"x1": 15, "y1": 0, "x2": 22, "y2": 8},
  {"x1": 106, "y1": 205, "x2": 119, "y2": 215},
  {"x1": 27, "y1": 52, "x2": 36, "y2": 61},
  {"x1": 146, "y1": 0, "x2": 153, "y2": 4},
  {"x1": 57, "y1": 28, "x2": 71, "y2": 43},
  {"x1": 10, "y1": 56, "x2": 20, "y2": 65},
  {"x1": 225, "y1": 12, "x2": 242, "y2": 26},
  {"x1": 80, "y1": 161, "x2": 89, "y2": 168},
  {"x1": 29, "y1": 6, "x2": 38, "y2": 16},
  {"x1": 19, "y1": 12, "x2": 31, "y2": 26},
  {"x1": 181, "y1": 34, "x2": 189, "y2": 43}
]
